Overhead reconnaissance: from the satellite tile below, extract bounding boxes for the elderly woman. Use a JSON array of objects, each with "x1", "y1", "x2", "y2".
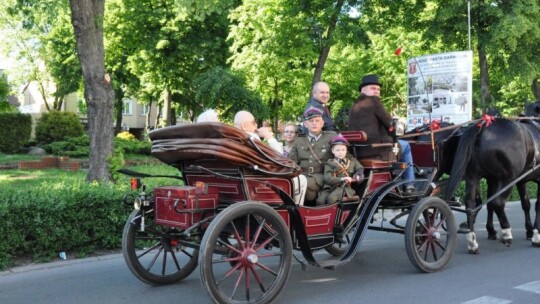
[{"x1": 281, "y1": 123, "x2": 298, "y2": 157}]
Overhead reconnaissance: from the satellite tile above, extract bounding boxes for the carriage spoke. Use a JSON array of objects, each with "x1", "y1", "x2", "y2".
[
  {"x1": 230, "y1": 220, "x2": 246, "y2": 251},
  {"x1": 245, "y1": 215, "x2": 251, "y2": 248},
  {"x1": 252, "y1": 218, "x2": 267, "y2": 246},
  {"x1": 136, "y1": 241, "x2": 161, "y2": 259},
  {"x1": 250, "y1": 265, "x2": 268, "y2": 293},
  {"x1": 145, "y1": 246, "x2": 163, "y2": 271}
]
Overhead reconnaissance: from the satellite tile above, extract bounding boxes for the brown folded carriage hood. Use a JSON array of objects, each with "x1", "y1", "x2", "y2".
[{"x1": 149, "y1": 122, "x2": 301, "y2": 178}]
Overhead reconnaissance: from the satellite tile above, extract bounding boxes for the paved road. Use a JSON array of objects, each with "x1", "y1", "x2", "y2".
[{"x1": 1, "y1": 201, "x2": 539, "y2": 304}]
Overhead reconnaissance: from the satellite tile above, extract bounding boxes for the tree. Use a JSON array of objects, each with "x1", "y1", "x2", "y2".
[
  {"x1": 69, "y1": 0, "x2": 115, "y2": 182},
  {"x1": 194, "y1": 67, "x2": 265, "y2": 121}
]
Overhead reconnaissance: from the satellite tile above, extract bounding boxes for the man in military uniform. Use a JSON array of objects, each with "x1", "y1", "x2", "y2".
[{"x1": 289, "y1": 107, "x2": 336, "y2": 205}]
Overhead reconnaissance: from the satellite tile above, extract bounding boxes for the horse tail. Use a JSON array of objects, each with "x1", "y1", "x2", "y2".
[{"x1": 443, "y1": 124, "x2": 482, "y2": 200}]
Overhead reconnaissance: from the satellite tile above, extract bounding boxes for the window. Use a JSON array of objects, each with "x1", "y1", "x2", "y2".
[
  {"x1": 141, "y1": 104, "x2": 149, "y2": 116},
  {"x1": 122, "y1": 99, "x2": 133, "y2": 115}
]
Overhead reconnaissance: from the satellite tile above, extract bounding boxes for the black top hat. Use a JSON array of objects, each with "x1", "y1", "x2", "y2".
[{"x1": 358, "y1": 74, "x2": 382, "y2": 91}]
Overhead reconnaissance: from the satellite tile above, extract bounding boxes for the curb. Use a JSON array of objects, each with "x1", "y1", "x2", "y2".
[{"x1": 0, "y1": 253, "x2": 123, "y2": 276}]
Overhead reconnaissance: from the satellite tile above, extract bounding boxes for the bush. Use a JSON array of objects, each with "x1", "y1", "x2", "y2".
[
  {"x1": 43, "y1": 135, "x2": 151, "y2": 157},
  {"x1": 0, "y1": 164, "x2": 180, "y2": 270},
  {"x1": 116, "y1": 131, "x2": 136, "y2": 141},
  {"x1": 0, "y1": 180, "x2": 132, "y2": 269},
  {"x1": 0, "y1": 113, "x2": 32, "y2": 153},
  {"x1": 35, "y1": 111, "x2": 84, "y2": 144}
]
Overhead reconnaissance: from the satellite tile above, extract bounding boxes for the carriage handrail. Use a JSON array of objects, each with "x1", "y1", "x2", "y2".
[{"x1": 400, "y1": 119, "x2": 481, "y2": 140}]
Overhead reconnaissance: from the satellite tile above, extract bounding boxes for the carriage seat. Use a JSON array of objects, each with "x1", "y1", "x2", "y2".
[
  {"x1": 340, "y1": 195, "x2": 360, "y2": 203},
  {"x1": 340, "y1": 131, "x2": 395, "y2": 168},
  {"x1": 358, "y1": 159, "x2": 391, "y2": 169}
]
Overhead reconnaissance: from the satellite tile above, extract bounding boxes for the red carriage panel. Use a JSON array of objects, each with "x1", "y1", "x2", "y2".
[
  {"x1": 186, "y1": 175, "x2": 246, "y2": 201},
  {"x1": 299, "y1": 205, "x2": 338, "y2": 235},
  {"x1": 154, "y1": 186, "x2": 219, "y2": 229},
  {"x1": 245, "y1": 178, "x2": 292, "y2": 203},
  {"x1": 409, "y1": 142, "x2": 437, "y2": 168},
  {"x1": 366, "y1": 171, "x2": 392, "y2": 194}
]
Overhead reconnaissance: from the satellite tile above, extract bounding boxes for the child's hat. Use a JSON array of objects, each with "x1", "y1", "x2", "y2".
[{"x1": 330, "y1": 134, "x2": 349, "y2": 146}]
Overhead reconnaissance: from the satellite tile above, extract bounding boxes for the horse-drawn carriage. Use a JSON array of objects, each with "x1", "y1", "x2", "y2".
[{"x1": 119, "y1": 121, "x2": 463, "y2": 303}]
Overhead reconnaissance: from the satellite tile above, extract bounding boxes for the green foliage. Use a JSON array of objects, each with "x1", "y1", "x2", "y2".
[
  {"x1": 43, "y1": 135, "x2": 151, "y2": 157},
  {"x1": 0, "y1": 74, "x2": 11, "y2": 107},
  {"x1": 114, "y1": 138, "x2": 151, "y2": 155},
  {"x1": 108, "y1": 147, "x2": 125, "y2": 183},
  {"x1": 0, "y1": 179, "x2": 132, "y2": 269},
  {"x1": 0, "y1": 113, "x2": 32, "y2": 153},
  {"x1": 43, "y1": 135, "x2": 90, "y2": 157},
  {"x1": 35, "y1": 111, "x2": 85, "y2": 145},
  {"x1": 194, "y1": 67, "x2": 266, "y2": 121},
  {"x1": 0, "y1": 163, "x2": 180, "y2": 269}
]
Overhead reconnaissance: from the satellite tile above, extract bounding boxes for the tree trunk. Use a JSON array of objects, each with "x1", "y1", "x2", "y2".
[
  {"x1": 70, "y1": 0, "x2": 115, "y2": 183},
  {"x1": 145, "y1": 97, "x2": 153, "y2": 136},
  {"x1": 533, "y1": 78, "x2": 540, "y2": 101},
  {"x1": 114, "y1": 87, "x2": 124, "y2": 135},
  {"x1": 310, "y1": 0, "x2": 345, "y2": 89},
  {"x1": 162, "y1": 88, "x2": 172, "y2": 126}
]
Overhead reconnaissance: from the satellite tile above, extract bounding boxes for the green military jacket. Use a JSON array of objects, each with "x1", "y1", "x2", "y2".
[
  {"x1": 289, "y1": 131, "x2": 335, "y2": 176},
  {"x1": 322, "y1": 157, "x2": 364, "y2": 198}
]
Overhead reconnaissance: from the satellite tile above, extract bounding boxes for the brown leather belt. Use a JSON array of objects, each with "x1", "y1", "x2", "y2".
[{"x1": 304, "y1": 166, "x2": 322, "y2": 174}]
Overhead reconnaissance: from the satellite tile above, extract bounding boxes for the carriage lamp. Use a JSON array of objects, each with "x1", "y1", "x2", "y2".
[
  {"x1": 133, "y1": 197, "x2": 142, "y2": 210},
  {"x1": 130, "y1": 178, "x2": 141, "y2": 190}
]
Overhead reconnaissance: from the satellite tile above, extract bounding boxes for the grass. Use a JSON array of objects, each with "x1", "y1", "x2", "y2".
[
  {"x1": 0, "y1": 153, "x2": 42, "y2": 164},
  {"x1": 0, "y1": 153, "x2": 182, "y2": 190}
]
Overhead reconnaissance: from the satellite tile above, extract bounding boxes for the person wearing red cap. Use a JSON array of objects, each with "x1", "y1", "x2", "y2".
[
  {"x1": 348, "y1": 74, "x2": 415, "y2": 193},
  {"x1": 316, "y1": 134, "x2": 364, "y2": 205},
  {"x1": 289, "y1": 106, "x2": 336, "y2": 205}
]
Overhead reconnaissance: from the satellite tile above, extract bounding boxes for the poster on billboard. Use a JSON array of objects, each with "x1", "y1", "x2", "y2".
[{"x1": 406, "y1": 50, "x2": 473, "y2": 131}]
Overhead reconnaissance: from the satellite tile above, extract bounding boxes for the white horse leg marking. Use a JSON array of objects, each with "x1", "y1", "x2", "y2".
[
  {"x1": 532, "y1": 229, "x2": 540, "y2": 247},
  {"x1": 500, "y1": 227, "x2": 513, "y2": 246},
  {"x1": 467, "y1": 232, "x2": 479, "y2": 254}
]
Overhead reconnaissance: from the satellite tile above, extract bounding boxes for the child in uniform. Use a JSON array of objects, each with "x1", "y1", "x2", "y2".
[{"x1": 316, "y1": 134, "x2": 364, "y2": 205}]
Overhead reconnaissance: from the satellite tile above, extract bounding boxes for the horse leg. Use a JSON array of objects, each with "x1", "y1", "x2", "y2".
[
  {"x1": 486, "y1": 203, "x2": 498, "y2": 240},
  {"x1": 533, "y1": 194, "x2": 540, "y2": 247},
  {"x1": 490, "y1": 186, "x2": 513, "y2": 247},
  {"x1": 465, "y1": 179, "x2": 481, "y2": 254},
  {"x1": 484, "y1": 179, "x2": 498, "y2": 240},
  {"x1": 516, "y1": 182, "x2": 533, "y2": 239}
]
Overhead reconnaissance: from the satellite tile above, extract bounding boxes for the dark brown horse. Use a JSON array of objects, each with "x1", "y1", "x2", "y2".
[{"x1": 445, "y1": 114, "x2": 540, "y2": 253}]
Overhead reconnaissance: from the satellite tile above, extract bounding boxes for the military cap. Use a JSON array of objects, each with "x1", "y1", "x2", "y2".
[
  {"x1": 330, "y1": 134, "x2": 349, "y2": 146},
  {"x1": 303, "y1": 107, "x2": 324, "y2": 120}
]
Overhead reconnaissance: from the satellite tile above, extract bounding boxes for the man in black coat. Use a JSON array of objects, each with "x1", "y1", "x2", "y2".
[{"x1": 348, "y1": 74, "x2": 416, "y2": 193}]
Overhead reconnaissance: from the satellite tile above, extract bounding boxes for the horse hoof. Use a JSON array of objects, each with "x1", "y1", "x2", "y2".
[
  {"x1": 532, "y1": 242, "x2": 540, "y2": 247},
  {"x1": 526, "y1": 231, "x2": 533, "y2": 240},
  {"x1": 501, "y1": 239, "x2": 512, "y2": 247},
  {"x1": 468, "y1": 249, "x2": 480, "y2": 254},
  {"x1": 488, "y1": 233, "x2": 498, "y2": 241}
]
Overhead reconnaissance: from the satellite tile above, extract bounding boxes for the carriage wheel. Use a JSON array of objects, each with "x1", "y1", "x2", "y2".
[
  {"x1": 199, "y1": 201, "x2": 292, "y2": 304},
  {"x1": 405, "y1": 197, "x2": 456, "y2": 273},
  {"x1": 122, "y1": 209, "x2": 199, "y2": 285}
]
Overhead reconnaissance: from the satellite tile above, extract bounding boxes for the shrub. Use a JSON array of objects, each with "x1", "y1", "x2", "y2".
[
  {"x1": 0, "y1": 113, "x2": 32, "y2": 153},
  {"x1": 43, "y1": 135, "x2": 90, "y2": 157},
  {"x1": 116, "y1": 131, "x2": 136, "y2": 141},
  {"x1": 35, "y1": 111, "x2": 84, "y2": 144},
  {"x1": 0, "y1": 180, "x2": 132, "y2": 269}
]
